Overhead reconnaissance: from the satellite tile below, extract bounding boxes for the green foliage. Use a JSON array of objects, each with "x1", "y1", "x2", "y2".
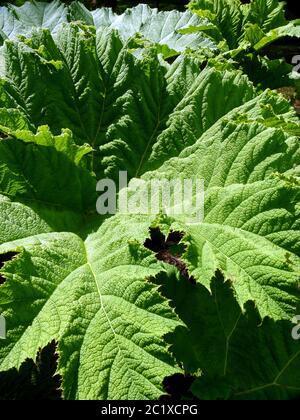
[
  {"x1": 1, "y1": 0, "x2": 299, "y2": 95},
  {"x1": 0, "y1": 1, "x2": 299, "y2": 400},
  {"x1": 189, "y1": 0, "x2": 297, "y2": 50},
  {"x1": 188, "y1": 0, "x2": 300, "y2": 93}
]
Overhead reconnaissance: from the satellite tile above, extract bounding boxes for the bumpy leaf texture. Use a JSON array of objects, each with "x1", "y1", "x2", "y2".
[
  {"x1": 0, "y1": 1, "x2": 218, "y2": 52},
  {"x1": 189, "y1": 0, "x2": 299, "y2": 50},
  {"x1": 160, "y1": 269, "x2": 300, "y2": 399},
  {"x1": 0, "y1": 25, "x2": 256, "y2": 179},
  {"x1": 2, "y1": 0, "x2": 298, "y2": 54},
  {"x1": 0, "y1": 4, "x2": 299, "y2": 401}
]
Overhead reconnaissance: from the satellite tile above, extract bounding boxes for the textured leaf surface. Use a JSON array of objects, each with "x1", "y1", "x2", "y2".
[
  {"x1": 0, "y1": 0, "x2": 68, "y2": 44},
  {"x1": 0, "y1": 1, "x2": 217, "y2": 53},
  {"x1": 189, "y1": 0, "x2": 294, "y2": 50},
  {"x1": 0, "y1": 12, "x2": 299, "y2": 401},
  {"x1": 0, "y1": 212, "x2": 182, "y2": 399},
  {"x1": 0, "y1": 126, "x2": 96, "y2": 233},
  {"x1": 159, "y1": 270, "x2": 300, "y2": 400},
  {"x1": 0, "y1": 26, "x2": 262, "y2": 179},
  {"x1": 89, "y1": 3, "x2": 218, "y2": 52},
  {"x1": 189, "y1": 0, "x2": 247, "y2": 49},
  {"x1": 245, "y1": 0, "x2": 286, "y2": 33},
  {"x1": 136, "y1": 116, "x2": 300, "y2": 319},
  {"x1": 254, "y1": 21, "x2": 300, "y2": 51}
]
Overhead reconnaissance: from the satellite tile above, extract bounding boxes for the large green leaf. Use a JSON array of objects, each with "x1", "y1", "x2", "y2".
[
  {"x1": 0, "y1": 0, "x2": 68, "y2": 44},
  {"x1": 159, "y1": 270, "x2": 300, "y2": 400},
  {"x1": 245, "y1": 0, "x2": 286, "y2": 33},
  {"x1": 132, "y1": 118, "x2": 300, "y2": 320},
  {"x1": 0, "y1": 17, "x2": 299, "y2": 401},
  {"x1": 187, "y1": 0, "x2": 300, "y2": 95},
  {"x1": 253, "y1": 21, "x2": 300, "y2": 51},
  {"x1": 189, "y1": 0, "x2": 247, "y2": 49},
  {"x1": 0, "y1": 25, "x2": 262, "y2": 179},
  {"x1": 87, "y1": 3, "x2": 218, "y2": 52},
  {"x1": 0, "y1": 213, "x2": 182, "y2": 400},
  {"x1": 2, "y1": 24, "x2": 296, "y2": 180},
  {"x1": 0, "y1": 124, "x2": 182, "y2": 399},
  {"x1": 0, "y1": 1, "x2": 218, "y2": 53},
  {"x1": 189, "y1": 0, "x2": 296, "y2": 50},
  {"x1": 0, "y1": 126, "x2": 96, "y2": 233}
]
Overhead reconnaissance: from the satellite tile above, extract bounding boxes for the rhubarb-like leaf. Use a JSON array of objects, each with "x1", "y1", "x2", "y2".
[
  {"x1": 253, "y1": 21, "x2": 300, "y2": 51},
  {"x1": 0, "y1": 1, "x2": 218, "y2": 53},
  {"x1": 0, "y1": 213, "x2": 183, "y2": 400},
  {"x1": 0, "y1": 26, "x2": 260, "y2": 178},
  {"x1": 0, "y1": 0, "x2": 68, "y2": 44},
  {"x1": 189, "y1": 0, "x2": 247, "y2": 49},
  {"x1": 158, "y1": 270, "x2": 300, "y2": 400},
  {"x1": 137, "y1": 120, "x2": 300, "y2": 320},
  {"x1": 189, "y1": 0, "x2": 295, "y2": 50},
  {"x1": 0, "y1": 126, "x2": 96, "y2": 233},
  {"x1": 0, "y1": 11, "x2": 299, "y2": 401}
]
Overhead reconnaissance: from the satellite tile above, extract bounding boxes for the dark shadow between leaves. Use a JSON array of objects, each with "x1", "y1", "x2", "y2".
[
  {"x1": 0, "y1": 340, "x2": 62, "y2": 400},
  {"x1": 0, "y1": 252, "x2": 18, "y2": 284},
  {"x1": 144, "y1": 227, "x2": 196, "y2": 285},
  {"x1": 153, "y1": 267, "x2": 300, "y2": 400}
]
